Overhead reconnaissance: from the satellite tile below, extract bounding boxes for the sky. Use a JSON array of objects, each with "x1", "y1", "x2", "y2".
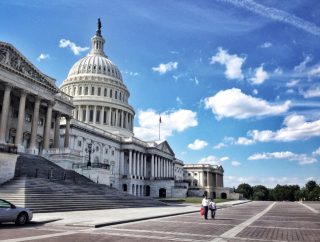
[{"x1": 1, "y1": 0, "x2": 319, "y2": 189}]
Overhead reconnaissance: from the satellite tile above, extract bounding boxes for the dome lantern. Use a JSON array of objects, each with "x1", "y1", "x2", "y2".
[{"x1": 90, "y1": 18, "x2": 106, "y2": 57}]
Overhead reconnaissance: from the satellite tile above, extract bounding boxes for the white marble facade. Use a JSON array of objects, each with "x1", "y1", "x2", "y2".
[{"x1": 0, "y1": 20, "x2": 226, "y2": 198}]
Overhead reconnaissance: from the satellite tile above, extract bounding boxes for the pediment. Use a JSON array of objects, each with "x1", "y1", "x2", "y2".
[
  {"x1": 156, "y1": 141, "x2": 175, "y2": 156},
  {"x1": 0, "y1": 41, "x2": 58, "y2": 92}
]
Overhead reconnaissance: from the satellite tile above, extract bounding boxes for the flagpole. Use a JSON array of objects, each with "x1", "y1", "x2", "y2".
[{"x1": 159, "y1": 116, "x2": 161, "y2": 140}]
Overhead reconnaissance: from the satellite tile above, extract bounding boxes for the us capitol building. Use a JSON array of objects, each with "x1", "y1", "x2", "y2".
[{"x1": 0, "y1": 20, "x2": 237, "y2": 199}]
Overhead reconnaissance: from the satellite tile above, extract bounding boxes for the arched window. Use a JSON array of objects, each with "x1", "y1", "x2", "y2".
[
  {"x1": 104, "y1": 88, "x2": 107, "y2": 96},
  {"x1": 110, "y1": 89, "x2": 113, "y2": 98}
]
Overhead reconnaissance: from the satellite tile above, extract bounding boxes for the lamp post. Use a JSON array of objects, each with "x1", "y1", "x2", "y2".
[{"x1": 85, "y1": 143, "x2": 94, "y2": 168}]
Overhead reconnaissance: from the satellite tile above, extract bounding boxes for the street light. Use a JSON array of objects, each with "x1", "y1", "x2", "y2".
[{"x1": 85, "y1": 143, "x2": 95, "y2": 168}]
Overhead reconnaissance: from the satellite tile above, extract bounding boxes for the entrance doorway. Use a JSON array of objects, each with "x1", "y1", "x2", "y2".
[
  {"x1": 159, "y1": 188, "x2": 166, "y2": 198},
  {"x1": 146, "y1": 185, "x2": 150, "y2": 196}
]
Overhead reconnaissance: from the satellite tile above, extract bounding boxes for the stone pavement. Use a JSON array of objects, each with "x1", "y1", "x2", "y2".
[
  {"x1": 32, "y1": 200, "x2": 250, "y2": 227},
  {"x1": 1, "y1": 201, "x2": 319, "y2": 242}
]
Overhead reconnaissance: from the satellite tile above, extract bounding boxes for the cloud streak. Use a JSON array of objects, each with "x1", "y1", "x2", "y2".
[{"x1": 220, "y1": 0, "x2": 320, "y2": 36}]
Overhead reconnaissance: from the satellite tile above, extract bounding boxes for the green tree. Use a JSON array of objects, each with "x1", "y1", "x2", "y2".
[
  {"x1": 236, "y1": 183, "x2": 253, "y2": 199},
  {"x1": 252, "y1": 185, "x2": 269, "y2": 200}
]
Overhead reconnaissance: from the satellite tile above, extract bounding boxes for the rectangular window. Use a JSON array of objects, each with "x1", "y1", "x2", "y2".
[
  {"x1": 91, "y1": 86, "x2": 94, "y2": 95},
  {"x1": 96, "y1": 110, "x2": 100, "y2": 123},
  {"x1": 78, "y1": 140, "x2": 82, "y2": 147},
  {"x1": 38, "y1": 118, "x2": 44, "y2": 126},
  {"x1": 110, "y1": 89, "x2": 112, "y2": 98},
  {"x1": 25, "y1": 113, "x2": 32, "y2": 122},
  {"x1": 103, "y1": 111, "x2": 107, "y2": 124},
  {"x1": 82, "y1": 110, "x2": 86, "y2": 121},
  {"x1": 85, "y1": 87, "x2": 88, "y2": 95},
  {"x1": 98, "y1": 87, "x2": 101, "y2": 96},
  {"x1": 78, "y1": 86, "x2": 82, "y2": 95},
  {"x1": 104, "y1": 88, "x2": 107, "y2": 96},
  {"x1": 89, "y1": 110, "x2": 94, "y2": 122},
  {"x1": 51, "y1": 122, "x2": 54, "y2": 129}
]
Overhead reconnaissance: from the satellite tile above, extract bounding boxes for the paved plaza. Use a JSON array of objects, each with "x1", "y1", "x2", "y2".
[{"x1": 0, "y1": 201, "x2": 319, "y2": 242}]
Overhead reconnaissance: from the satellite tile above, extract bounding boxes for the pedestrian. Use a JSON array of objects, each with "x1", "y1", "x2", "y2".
[
  {"x1": 201, "y1": 195, "x2": 209, "y2": 219},
  {"x1": 209, "y1": 199, "x2": 217, "y2": 219}
]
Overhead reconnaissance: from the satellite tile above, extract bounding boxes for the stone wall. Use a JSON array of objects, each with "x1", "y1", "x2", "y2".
[{"x1": 0, "y1": 153, "x2": 18, "y2": 184}]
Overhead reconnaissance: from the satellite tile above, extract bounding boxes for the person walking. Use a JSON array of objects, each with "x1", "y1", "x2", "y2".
[
  {"x1": 209, "y1": 199, "x2": 217, "y2": 219},
  {"x1": 201, "y1": 195, "x2": 209, "y2": 219}
]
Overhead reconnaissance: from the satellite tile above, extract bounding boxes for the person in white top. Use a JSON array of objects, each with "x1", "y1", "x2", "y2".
[
  {"x1": 209, "y1": 199, "x2": 217, "y2": 219},
  {"x1": 201, "y1": 195, "x2": 209, "y2": 219}
]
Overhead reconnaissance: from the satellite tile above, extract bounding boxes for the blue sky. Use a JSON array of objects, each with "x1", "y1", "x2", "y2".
[{"x1": 1, "y1": 0, "x2": 319, "y2": 188}]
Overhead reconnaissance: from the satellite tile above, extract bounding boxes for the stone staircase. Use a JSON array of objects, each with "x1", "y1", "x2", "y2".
[{"x1": 0, "y1": 154, "x2": 167, "y2": 213}]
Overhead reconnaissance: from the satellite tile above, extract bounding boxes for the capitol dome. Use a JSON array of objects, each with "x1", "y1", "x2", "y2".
[{"x1": 60, "y1": 19, "x2": 135, "y2": 138}]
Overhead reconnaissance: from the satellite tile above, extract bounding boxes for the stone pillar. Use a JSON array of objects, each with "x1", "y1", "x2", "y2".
[
  {"x1": 86, "y1": 105, "x2": 89, "y2": 123},
  {"x1": 129, "y1": 150, "x2": 132, "y2": 176},
  {"x1": 151, "y1": 154, "x2": 154, "y2": 178},
  {"x1": 215, "y1": 173, "x2": 218, "y2": 187},
  {"x1": 64, "y1": 116, "x2": 70, "y2": 148},
  {"x1": 29, "y1": 96, "x2": 41, "y2": 153},
  {"x1": 15, "y1": 91, "x2": 27, "y2": 150},
  {"x1": 93, "y1": 105, "x2": 97, "y2": 124},
  {"x1": 109, "y1": 108, "x2": 112, "y2": 126},
  {"x1": 0, "y1": 85, "x2": 12, "y2": 143},
  {"x1": 133, "y1": 151, "x2": 136, "y2": 176},
  {"x1": 78, "y1": 106, "x2": 81, "y2": 121},
  {"x1": 207, "y1": 171, "x2": 212, "y2": 187},
  {"x1": 144, "y1": 154, "x2": 147, "y2": 177},
  {"x1": 203, "y1": 171, "x2": 206, "y2": 187},
  {"x1": 54, "y1": 113, "x2": 61, "y2": 148},
  {"x1": 43, "y1": 101, "x2": 53, "y2": 150}
]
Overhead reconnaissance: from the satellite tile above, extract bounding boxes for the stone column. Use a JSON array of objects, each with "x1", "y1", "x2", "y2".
[
  {"x1": 109, "y1": 108, "x2": 112, "y2": 126},
  {"x1": 64, "y1": 116, "x2": 70, "y2": 148},
  {"x1": 144, "y1": 154, "x2": 147, "y2": 177},
  {"x1": 129, "y1": 150, "x2": 132, "y2": 176},
  {"x1": 29, "y1": 96, "x2": 41, "y2": 153},
  {"x1": 203, "y1": 171, "x2": 206, "y2": 187},
  {"x1": 15, "y1": 90, "x2": 27, "y2": 150},
  {"x1": 136, "y1": 152, "x2": 140, "y2": 177},
  {"x1": 151, "y1": 154, "x2": 154, "y2": 178},
  {"x1": 86, "y1": 105, "x2": 89, "y2": 123},
  {"x1": 115, "y1": 109, "x2": 119, "y2": 127},
  {"x1": 43, "y1": 101, "x2": 53, "y2": 150},
  {"x1": 54, "y1": 113, "x2": 61, "y2": 148},
  {"x1": 93, "y1": 105, "x2": 97, "y2": 124},
  {"x1": 207, "y1": 171, "x2": 212, "y2": 187},
  {"x1": 0, "y1": 85, "x2": 12, "y2": 143},
  {"x1": 78, "y1": 106, "x2": 81, "y2": 121},
  {"x1": 133, "y1": 151, "x2": 136, "y2": 176},
  {"x1": 215, "y1": 173, "x2": 218, "y2": 187}
]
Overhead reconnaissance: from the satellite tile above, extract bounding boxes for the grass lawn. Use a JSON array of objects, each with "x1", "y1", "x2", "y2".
[{"x1": 159, "y1": 197, "x2": 234, "y2": 204}]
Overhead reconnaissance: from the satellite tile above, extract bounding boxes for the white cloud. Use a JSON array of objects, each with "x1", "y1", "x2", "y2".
[
  {"x1": 221, "y1": 0, "x2": 320, "y2": 37},
  {"x1": 125, "y1": 71, "x2": 139, "y2": 76},
  {"x1": 248, "y1": 151, "x2": 317, "y2": 165},
  {"x1": 220, "y1": 156, "x2": 229, "y2": 161},
  {"x1": 225, "y1": 175, "x2": 312, "y2": 188},
  {"x1": 286, "y1": 79, "x2": 299, "y2": 88},
  {"x1": 274, "y1": 67, "x2": 283, "y2": 75},
  {"x1": 176, "y1": 96, "x2": 183, "y2": 105},
  {"x1": 197, "y1": 155, "x2": 227, "y2": 165},
  {"x1": 260, "y1": 42, "x2": 272, "y2": 48},
  {"x1": 313, "y1": 147, "x2": 320, "y2": 156},
  {"x1": 249, "y1": 65, "x2": 269, "y2": 85},
  {"x1": 210, "y1": 47, "x2": 245, "y2": 80},
  {"x1": 152, "y1": 61, "x2": 178, "y2": 74},
  {"x1": 309, "y1": 65, "x2": 320, "y2": 77},
  {"x1": 251, "y1": 114, "x2": 320, "y2": 142},
  {"x1": 294, "y1": 56, "x2": 312, "y2": 72},
  {"x1": 134, "y1": 109, "x2": 197, "y2": 141},
  {"x1": 236, "y1": 137, "x2": 255, "y2": 145},
  {"x1": 213, "y1": 142, "x2": 226, "y2": 149},
  {"x1": 59, "y1": 39, "x2": 89, "y2": 55},
  {"x1": 301, "y1": 85, "x2": 320, "y2": 98},
  {"x1": 231, "y1": 161, "x2": 241, "y2": 167},
  {"x1": 37, "y1": 53, "x2": 50, "y2": 62},
  {"x1": 188, "y1": 139, "x2": 208, "y2": 150},
  {"x1": 204, "y1": 88, "x2": 290, "y2": 120},
  {"x1": 252, "y1": 89, "x2": 258, "y2": 95}
]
